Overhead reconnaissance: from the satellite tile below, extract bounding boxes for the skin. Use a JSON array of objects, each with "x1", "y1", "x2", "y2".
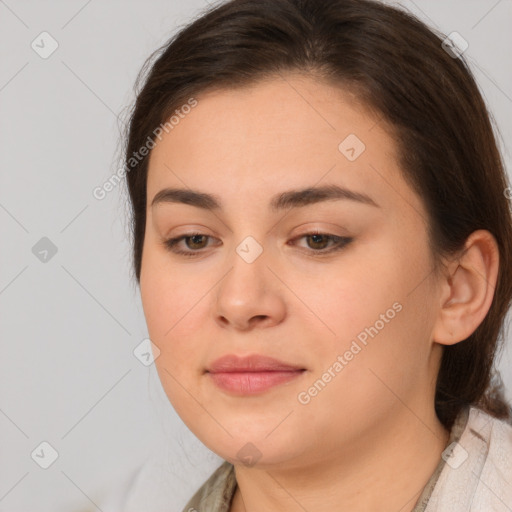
[{"x1": 139, "y1": 73, "x2": 499, "y2": 512}]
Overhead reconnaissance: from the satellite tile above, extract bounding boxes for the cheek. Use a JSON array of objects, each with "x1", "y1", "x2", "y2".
[
  {"x1": 141, "y1": 238, "x2": 190, "y2": 331},
  {"x1": 140, "y1": 250, "x2": 202, "y2": 371},
  {"x1": 289, "y1": 251, "x2": 405, "y2": 349},
  {"x1": 305, "y1": 236, "x2": 434, "y2": 375},
  {"x1": 140, "y1": 264, "x2": 206, "y2": 419}
]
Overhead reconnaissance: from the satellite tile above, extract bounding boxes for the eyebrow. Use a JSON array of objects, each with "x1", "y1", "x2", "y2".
[{"x1": 150, "y1": 184, "x2": 379, "y2": 212}]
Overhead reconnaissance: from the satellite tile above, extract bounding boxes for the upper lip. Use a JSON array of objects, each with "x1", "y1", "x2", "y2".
[{"x1": 206, "y1": 354, "x2": 305, "y2": 373}]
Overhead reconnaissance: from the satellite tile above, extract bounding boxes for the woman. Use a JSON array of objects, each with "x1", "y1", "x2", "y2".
[{"x1": 119, "y1": 0, "x2": 512, "y2": 510}]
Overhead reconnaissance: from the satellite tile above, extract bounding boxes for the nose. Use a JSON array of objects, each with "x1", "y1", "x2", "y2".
[{"x1": 214, "y1": 241, "x2": 286, "y2": 331}]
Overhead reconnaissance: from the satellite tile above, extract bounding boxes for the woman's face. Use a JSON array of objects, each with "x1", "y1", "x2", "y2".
[{"x1": 140, "y1": 74, "x2": 445, "y2": 468}]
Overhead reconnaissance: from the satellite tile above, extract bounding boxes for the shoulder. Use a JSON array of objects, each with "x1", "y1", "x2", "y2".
[
  {"x1": 181, "y1": 461, "x2": 237, "y2": 512},
  {"x1": 470, "y1": 407, "x2": 512, "y2": 510},
  {"x1": 425, "y1": 406, "x2": 512, "y2": 512}
]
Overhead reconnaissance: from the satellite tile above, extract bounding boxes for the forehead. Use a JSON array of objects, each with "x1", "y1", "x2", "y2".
[{"x1": 146, "y1": 74, "x2": 416, "y2": 215}]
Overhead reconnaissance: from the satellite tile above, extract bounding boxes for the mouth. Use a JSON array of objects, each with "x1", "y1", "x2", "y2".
[
  {"x1": 205, "y1": 353, "x2": 307, "y2": 395},
  {"x1": 206, "y1": 369, "x2": 306, "y2": 395}
]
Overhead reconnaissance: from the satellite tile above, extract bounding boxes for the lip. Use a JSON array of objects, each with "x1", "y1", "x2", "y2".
[
  {"x1": 206, "y1": 354, "x2": 305, "y2": 373},
  {"x1": 206, "y1": 354, "x2": 306, "y2": 395}
]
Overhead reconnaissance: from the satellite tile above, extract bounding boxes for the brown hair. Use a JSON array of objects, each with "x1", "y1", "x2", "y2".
[{"x1": 122, "y1": 0, "x2": 512, "y2": 430}]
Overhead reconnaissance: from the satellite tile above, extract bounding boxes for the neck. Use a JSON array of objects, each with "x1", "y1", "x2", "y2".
[{"x1": 230, "y1": 404, "x2": 450, "y2": 512}]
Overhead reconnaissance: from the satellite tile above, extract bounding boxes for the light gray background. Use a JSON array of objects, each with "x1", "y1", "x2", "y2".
[{"x1": 1, "y1": 1, "x2": 511, "y2": 511}]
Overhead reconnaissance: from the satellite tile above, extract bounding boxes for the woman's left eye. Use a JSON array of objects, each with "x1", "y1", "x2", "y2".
[
  {"x1": 163, "y1": 231, "x2": 353, "y2": 258},
  {"x1": 291, "y1": 232, "x2": 353, "y2": 253}
]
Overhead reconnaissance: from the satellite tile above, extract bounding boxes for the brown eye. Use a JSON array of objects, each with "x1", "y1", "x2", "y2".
[
  {"x1": 163, "y1": 232, "x2": 215, "y2": 257},
  {"x1": 184, "y1": 234, "x2": 209, "y2": 250},
  {"x1": 291, "y1": 232, "x2": 353, "y2": 255},
  {"x1": 305, "y1": 233, "x2": 331, "y2": 250},
  {"x1": 163, "y1": 231, "x2": 353, "y2": 258}
]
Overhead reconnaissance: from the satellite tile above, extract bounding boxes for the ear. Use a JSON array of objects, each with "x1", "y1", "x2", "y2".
[{"x1": 432, "y1": 229, "x2": 499, "y2": 346}]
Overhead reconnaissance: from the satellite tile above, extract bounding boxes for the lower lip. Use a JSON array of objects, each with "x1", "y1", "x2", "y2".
[{"x1": 207, "y1": 370, "x2": 305, "y2": 395}]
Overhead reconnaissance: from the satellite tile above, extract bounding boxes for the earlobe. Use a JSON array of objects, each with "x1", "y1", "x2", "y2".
[{"x1": 432, "y1": 230, "x2": 499, "y2": 346}]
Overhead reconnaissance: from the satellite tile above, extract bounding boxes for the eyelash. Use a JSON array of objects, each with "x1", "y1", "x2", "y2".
[{"x1": 162, "y1": 231, "x2": 353, "y2": 258}]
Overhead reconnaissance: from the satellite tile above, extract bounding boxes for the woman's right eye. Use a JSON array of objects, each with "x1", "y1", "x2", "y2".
[{"x1": 163, "y1": 233, "x2": 214, "y2": 257}]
